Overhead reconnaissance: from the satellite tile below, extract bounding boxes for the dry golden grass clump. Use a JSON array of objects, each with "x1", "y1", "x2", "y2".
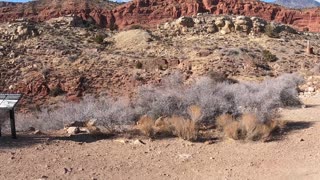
[
  {"x1": 136, "y1": 115, "x2": 198, "y2": 141},
  {"x1": 154, "y1": 117, "x2": 174, "y2": 136},
  {"x1": 137, "y1": 106, "x2": 279, "y2": 142},
  {"x1": 136, "y1": 115, "x2": 156, "y2": 137},
  {"x1": 136, "y1": 105, "x2": 201, "y2": 141},
  {"x1": 167, "y1": 116, "x2": 198, "y2": 141},
  {"x1": 216, "y1": 114, "x2": 234, "y2": 130},
  {"x1": 216, "y1": 113, "x2": 280, "y2": 141},
  {"x1": 188, "y1": 105, "x2": 202, "y2": 122}
]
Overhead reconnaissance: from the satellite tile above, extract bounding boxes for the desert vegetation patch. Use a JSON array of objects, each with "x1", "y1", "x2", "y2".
[{"x1": 9, "y1": 72, "x2": 303, "y2": 142}]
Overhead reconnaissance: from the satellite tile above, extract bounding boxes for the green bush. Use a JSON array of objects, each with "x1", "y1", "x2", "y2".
[
  {"x1": 129, "y1": 24, "x2": 144, "y2": 30},
  {"x1": 262, "y1": 50, "x2": 278, "y2": 62},
  {"x1": 135, "y1": 61, "x2": 143, "y2": 69},
  {"x1": 264, "y1": 24, "x2": 279, "y2": 38},
  {"x1": 49, "y1": 85, "x2": 65, "y2": 97},
  {"x1": 93, "y1": 34, "x2": 104, "y2": 44}
]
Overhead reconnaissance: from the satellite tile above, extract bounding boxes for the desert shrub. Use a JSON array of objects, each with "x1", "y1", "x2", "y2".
[
  {"x1": 262, "y1": 50, "x2": 277, "y2": 62},
  {"x1": 135, "y1": 61, "x2": 143, "y2": 69},
  {"x1": 216, "y1": 114, "x2": 233, "y2": 130},
  {"x1": 129, "y1": 24, "x2": 144, "y2": 30},
  {"x1": 136, "y1": 115, "x2": 155, "y2": 137},
  {"x1": 135, "y1": 72, "x2": 188, "y2": 119},
  {"x1": 264, "y1": 24, "x2": 279, "y2": 38},
  {"x1": 168, "y1": 116, "x2": 198, "y2": 141},
  {"x1": 136, "y1": 72, "x2": 303, "y2": 124},
  {"x1": 188, "y1": 105, "x2": 202, "y2": 122},
  {"x1": 16, "y1": 96, "x2": 137, "y2": 132},
  {"x1": 136, "y1": 105, "x2": 201, "y2": 140},
  {"x1": 49, "y1": 85, "x2": 65, "y2": 97},
  {"x1": 16, "y1": 72, "x2": 303, "y2": 141},
  {"x1": 217, "y1": 113, "x2": 279, "y2": 141},
  {"x1": 154, "y1": 117, "x2": 174, "y2": 136},
  {"x1": 136, "y1": 114, "x2": 198, "y2": 141},
  {"x1": 93, "y1": 34, "x2": 104, "y2": 44}
]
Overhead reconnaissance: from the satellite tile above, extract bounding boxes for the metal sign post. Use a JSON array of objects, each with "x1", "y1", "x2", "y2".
[{"x1": 0, "y1": 94, "x2": 22, "y2": 139}]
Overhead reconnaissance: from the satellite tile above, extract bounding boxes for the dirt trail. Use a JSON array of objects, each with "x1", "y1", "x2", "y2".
[{"x1": 0, "y1": 95, "x2": 320, "y2": 180}]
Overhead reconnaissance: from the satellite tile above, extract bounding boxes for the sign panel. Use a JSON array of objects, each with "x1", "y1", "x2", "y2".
[{"x1": 0, "y1": 94, "x2": 22, "y2": 110}]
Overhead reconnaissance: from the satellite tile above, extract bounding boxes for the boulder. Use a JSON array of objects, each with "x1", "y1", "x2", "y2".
[
  {"x1": 215, "y1": 17, "x2": 226, "y2": 28},
  {"x1": 67, "y1": 127, "x2": 80, "y2": 135},
  {"x1": 207, "y1": 25, "x2": 218, "y2": 33},
  {"x1": 176, "y1": 16, "x2": 195, "y2": 28},
  {"x1": 46, "y1": 15, "x2": 83, "y2": 27},
  {"x1": 220, "y1": 20, "x2": 234, "y2": 34}
]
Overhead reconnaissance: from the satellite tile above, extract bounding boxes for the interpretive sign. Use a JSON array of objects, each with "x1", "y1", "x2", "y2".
[{"x1": 0, "y1": 94, "x2": 22, "y2": 139}]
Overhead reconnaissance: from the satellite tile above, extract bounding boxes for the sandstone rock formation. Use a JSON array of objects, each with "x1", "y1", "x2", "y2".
[
  {"x1": 158, "y1": 14, "x2": 296, "y2": 36},
  {"x1": 0, "y1": 0, "x2": 320, "y2": 32}
]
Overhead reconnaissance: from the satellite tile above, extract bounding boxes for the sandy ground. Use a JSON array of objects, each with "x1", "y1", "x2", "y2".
[{"x1": 0, "y1": 95, "x2": 320, "y2": 180}]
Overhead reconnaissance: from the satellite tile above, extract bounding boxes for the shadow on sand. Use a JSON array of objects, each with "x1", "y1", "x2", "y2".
[
  {"x1": 49, "y1": 133, "x2": 114, "y2": 143},
  {"x1": 267, "y1": 121, "x2": 315, "y2": 142},
  {"x1": 0, "y1": 133, "x2": 50, "y2": 149},
  {"x1": 0, "y1": 120, "x2": 315, "y2": 149},
  {"x1": 0, "y1": 133, "x2": 114, "y2": 149}
]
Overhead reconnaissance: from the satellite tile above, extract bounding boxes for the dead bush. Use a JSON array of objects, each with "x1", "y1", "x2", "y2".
[
  {"x1": 188, "y1": 105, "x2": 202, "y2": 122},
  {"x1": 136, "y1": 115, "x2": 155, "y2": 137},
  {"x1": 312, "y1": 63, "x2": 320, "y2": 75},
  {"x1": 154, "y1": 117, "x2": 174, "y2": 137},
  {"x1": 136, "y1": 72, "x2": 303, "y2": 124},
  {"x1": 16, "y1": 96, "x2": 137, "y2": 132},
  {"x1": 216, "y1": 114, "x2": 233, "y2": 130},
  {"x1": 223, "y1": 121, "x2": 242, "y2": 140},
  {"x1": 217, "y1": 113, "x2": 280, "y2": 141},
  {"x1": 168, "y1": 116, "x2": 198, "y2": 141}
]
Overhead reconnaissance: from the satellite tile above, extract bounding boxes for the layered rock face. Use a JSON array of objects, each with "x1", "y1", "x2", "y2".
[
  {"x1": 113, "y1": 0, "x2": 320, "y2": 32},
  {"x1": 0, "y1": 0, "x2": 319, "y2": 32}
]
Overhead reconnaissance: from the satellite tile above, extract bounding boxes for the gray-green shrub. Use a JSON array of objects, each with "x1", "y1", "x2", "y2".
[{"x1": 16, "y1": 73, "x2": 303, "y2": 131}]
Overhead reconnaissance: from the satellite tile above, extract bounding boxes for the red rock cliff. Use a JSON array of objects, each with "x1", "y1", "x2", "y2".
[{"x1": 0, "y1": 0, "x2": 319, "y2": 32}]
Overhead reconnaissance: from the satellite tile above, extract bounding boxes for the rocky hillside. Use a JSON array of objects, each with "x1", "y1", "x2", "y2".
[
  {"x1": 0, "y1": 0, "x2": 320, "y2": 32},
  {"x1": 1, "y1": 14, "x2": 320, "y2": 109},
  {"x1": 275, "y1": 0, "x2": 320, "y2": 9},
  {"x1": 0, "y1": 0, "x2": 119, "y2": 28}
]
